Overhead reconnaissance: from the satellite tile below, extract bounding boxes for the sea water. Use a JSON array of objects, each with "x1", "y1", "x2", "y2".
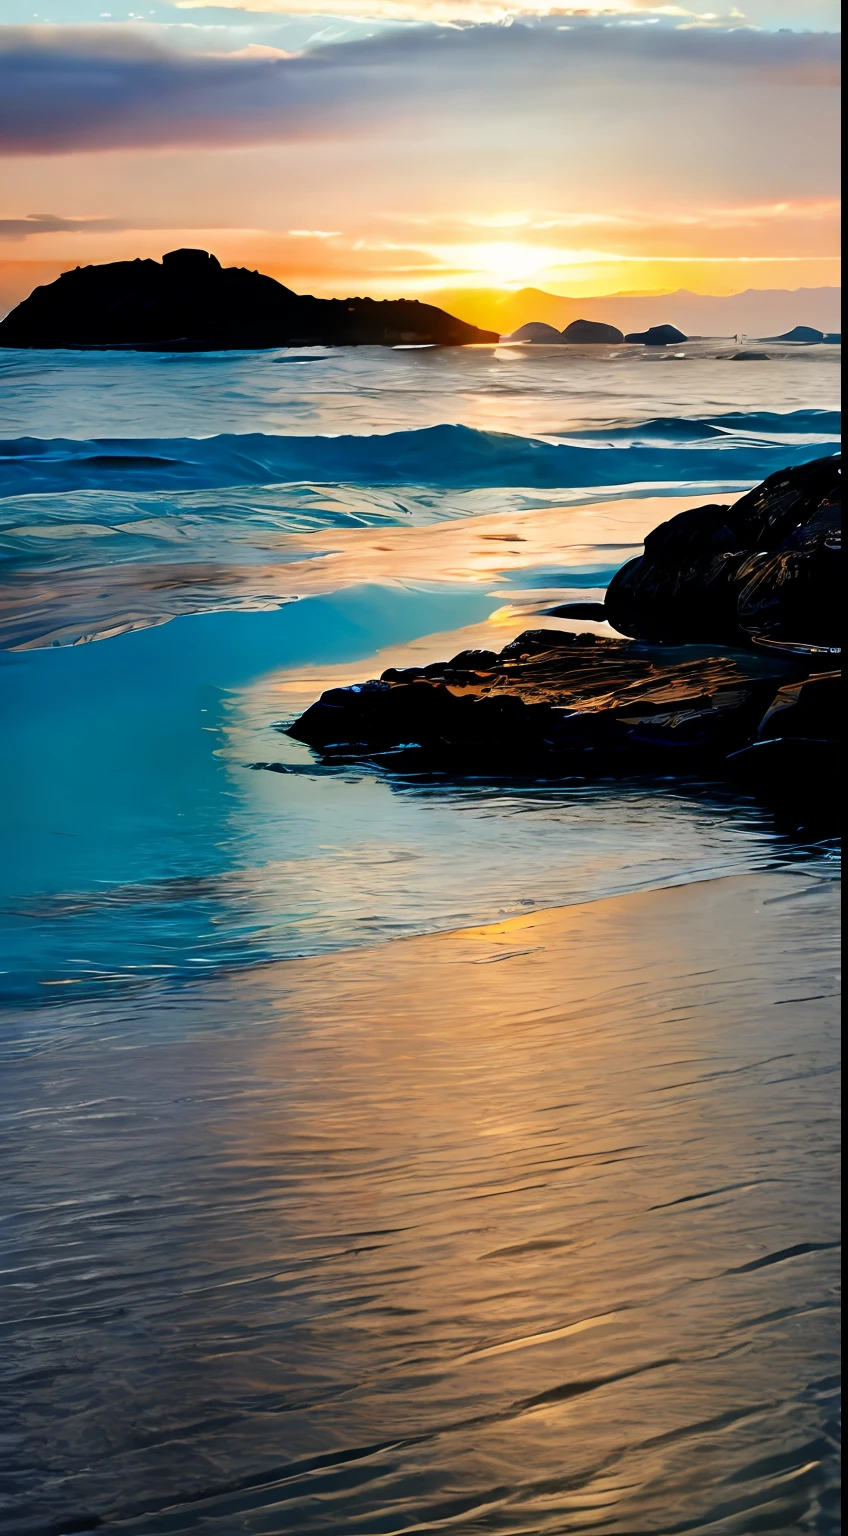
[
  {"x1": 0, "y1": 341, "x2": 840, "y2": 1008},
  {"x1": 0, "y1": 340, "x2": 841, "y2": 1533}
]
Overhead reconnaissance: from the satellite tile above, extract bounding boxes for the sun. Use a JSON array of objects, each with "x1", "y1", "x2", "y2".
[
  {"x1": 420, "y1": 240, "x2": 631, "y2": 290},
  {"x1": 429, "y1": 241, "x2": 563, "y2": 286}
]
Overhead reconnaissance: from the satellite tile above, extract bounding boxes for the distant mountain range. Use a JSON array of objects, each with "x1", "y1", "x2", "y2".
[{"x1": 428, "y1": 286, "x2": 842, "y2": 340}]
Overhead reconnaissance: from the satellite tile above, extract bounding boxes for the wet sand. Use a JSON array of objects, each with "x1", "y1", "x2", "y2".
[{"x1": 1, "y1": 869, "x2": 840, "y2": 1533}]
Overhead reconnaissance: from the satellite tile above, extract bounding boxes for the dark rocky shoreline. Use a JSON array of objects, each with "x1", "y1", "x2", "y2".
[{"x1": 285, "y1": 455, "x2": 841, "y2": 828}]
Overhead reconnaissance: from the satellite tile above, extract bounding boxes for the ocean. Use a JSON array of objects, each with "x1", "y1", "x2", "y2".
[{"x1": 0, "y1": 338, "x2": 841, "y2": 1534}]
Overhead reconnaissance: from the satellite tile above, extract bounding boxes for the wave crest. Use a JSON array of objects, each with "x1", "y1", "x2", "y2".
[{"x1": 0, "y1": 412, "x2": 839, "y2": 497}]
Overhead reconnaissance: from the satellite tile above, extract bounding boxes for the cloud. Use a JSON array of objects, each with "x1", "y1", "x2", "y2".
[
  {"x1": 0, "y1": 212, "x2": 129, "y2": 239},
  {"x1": 0, "y1": 20, "x2": 839, "y2": 155},
  {"x1": 172, "y1": 0, "x2": 700, "y2": 18},
  {"x1": 168, "y1": 0, "x2": 834, "y2": 23},
  {"x1": 391, "y1": 197, "x2": 841, "y2": 234},
  {"x1": 0, "y1": 29, "x2": 313, "y2": 155}
]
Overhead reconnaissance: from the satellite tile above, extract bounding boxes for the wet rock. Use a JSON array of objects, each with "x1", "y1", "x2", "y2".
[
  {"x1": 625, "y1": 325, "x2": 687, "y2": 346},
  {"x1": 288, "y1": 630, "x2": 808, "y2": 776},
  {"x1": 545, "y1": 601, "x2": 608, "y2": 621},
  {"x1": 726, "y1": 669, "x2": 841, "y2": 823},
  {"x1": 507, "y1": 319, "x2": 624, "y2": 344},
  {"x1": 287, "y1": 460, "x2": 839, "y2": 823},
  {"x1": 726, "y1": 737, "x2": 840, "y2": 828},
  {"x1": 560, "y1": 319, "x2": 624, "y2": 344},
  {"x1": 767, "y1": 325, "x2": 824, "y2": 343},
  {"x1": 508, "y1": 322, "x2": 563, "y2": 343},
  {"x1": 604, "y1": 454, "x2": 841, "y2": 649},
  {"x1": 730, "y1": 351, "x2": 770, "y2": 361},
  {"x1": 287, "y1": 628, "x2": 839, "y2": 826},
  {"x1": 755, "y1": 671, "x2": 840, "y2": 741}
]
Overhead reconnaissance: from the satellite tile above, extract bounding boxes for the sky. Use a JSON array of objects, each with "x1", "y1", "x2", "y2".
[{"x1": 0, "y1": 0, "x2": 841, "y2": 313}]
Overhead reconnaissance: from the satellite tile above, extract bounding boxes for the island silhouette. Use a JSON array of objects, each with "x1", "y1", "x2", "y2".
[
  {"x1": 0, "y1": 248, "x2": 499, "y2": 350},
  {"x1": 507, "y1": 319, "x2": 689, "y2": 345},
  {"x1": 509, "y1": 319, "x2": 626, "y2": 343}
]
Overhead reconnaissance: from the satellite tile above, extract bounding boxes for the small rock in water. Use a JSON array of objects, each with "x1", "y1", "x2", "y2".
[
  {"x1": 544, "y1": 602, "x2": 608, "y2": 621},
  {"x1": 625, "y1": 324, "x2": 687, "y2": 346},
  {"x1": 560, "y1": 319, "x2": 624, "y2": 344},
  {"x1": 767, "y1": 325, "x2": 825, "y2": 343},
  {"x1": 507, "y1": 322, "x2": 563, "y2": 343}
]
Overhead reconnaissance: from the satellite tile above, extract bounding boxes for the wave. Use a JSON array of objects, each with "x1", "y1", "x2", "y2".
[
  {"x1": 569, "y1": 408, "x2": 841, "y2": 442},
  {"x1": 0, "y1": 413, "x2": 839, "y2": 497}
]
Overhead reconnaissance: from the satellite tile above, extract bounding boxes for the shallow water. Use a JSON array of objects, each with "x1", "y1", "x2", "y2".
[
  {"x1": 0, "y1": 341, "x2": 840, "y2": 1532},
  {"x1": 1, "y1": 873, "x2": 841, "y2": 1534}
]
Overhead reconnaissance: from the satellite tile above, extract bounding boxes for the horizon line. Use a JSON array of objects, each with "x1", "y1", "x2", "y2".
[{"x1": 0, "y1": 255, "x2": 841, "y2": 306}]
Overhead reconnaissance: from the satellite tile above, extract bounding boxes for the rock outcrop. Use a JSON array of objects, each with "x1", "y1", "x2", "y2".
[
  {"x1": 0, "y1": 248, "x2": 499, "y2": 350},
  {"x1": 284, "y1": 455, "x2": 840, "y2": 825},
  {"x1": 560, "y1": 319, "x2": 624, "y2": 344},
  {"x1": 282, "y1": 628, "x2": 838, "y2": 823},
  {"x1": 508, "y1": 322, "x2": 563, "y2": 343},
  {"x1": 603, "y1": 454, "x2": 840, "y2": 649},
  {"x1": 288, "y1": 633, "x2": 792, "y2": 771},
  {"x1": 761, "y1": 325, "x2": 840, "y2": 345},
  {"x1": 767, "y1": 325, "x2": 825, "y2": 343},
  {"x1": 625, "y1": 324, "x2": 687, "y2": 346},
  {"x1": 508, "y1": 318, "x2": 624, "y2": 344}
]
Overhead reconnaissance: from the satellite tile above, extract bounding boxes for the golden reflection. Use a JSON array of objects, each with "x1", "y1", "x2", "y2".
[
  {"x1": 192, "y1": 871, "x2": 839, "y2": 1525},
  {"x1": 5, "y1": 872, "x2": 837, "y2": 1527},
  {"x1": 7, "y1": 491, "x2": 697, "y2": 651}
]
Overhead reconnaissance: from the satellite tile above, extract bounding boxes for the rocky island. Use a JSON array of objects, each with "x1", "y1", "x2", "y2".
[
  {"x1": 507, "y1": 319, "x2": 689, "y2": 346},
  {"x1": 766, "y1": 325, "x2": 841, "y2": 345},
  {"x1": 624, "y1": 324, "x2": 688, "y2": 346},
  {"x1": 284, "y1": 455, "x2": 840, "y2": 827},
  {"x1": 509, "y1": 318, "x2": 624, "y2": 343},
  {"x1": 0, "y1": 248, "x2": 499, "y2": 350}
]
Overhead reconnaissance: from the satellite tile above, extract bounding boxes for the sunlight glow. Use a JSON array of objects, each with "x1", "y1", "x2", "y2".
[
  {"x1": 424, "y1": 242, "x2": 624, "y2": 285},
  {"x1": 408, "y1": 239, "x2": 839, "y2": 294}
]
